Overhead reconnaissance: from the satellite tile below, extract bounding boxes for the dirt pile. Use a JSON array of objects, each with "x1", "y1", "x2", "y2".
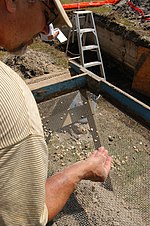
[
  {"x1": 1, "y1": 41, "x2": 68, "y2": 80},
  {"x1": 113, "y1": 0, "x2": 150, "y2": 28}
]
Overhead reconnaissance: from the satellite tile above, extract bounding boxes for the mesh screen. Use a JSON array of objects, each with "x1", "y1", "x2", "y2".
[{"x1": 38, "y1": 90, "x2": 150, "y2": 226}]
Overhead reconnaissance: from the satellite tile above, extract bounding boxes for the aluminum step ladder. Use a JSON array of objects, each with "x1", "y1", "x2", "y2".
[{"x1": 66, "y1": 10, "x2": 106, "y2": 79}]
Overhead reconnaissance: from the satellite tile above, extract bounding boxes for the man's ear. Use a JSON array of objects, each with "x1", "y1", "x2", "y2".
[{"x1": 5, "y1": 0, "x2": 17, "y2": 13}]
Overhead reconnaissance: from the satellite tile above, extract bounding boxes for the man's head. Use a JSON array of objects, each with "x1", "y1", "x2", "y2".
[
  {"x1": 0, "y1": 0, "x2": 71, "y2": 55},
  {"x1": 42, "y1": 0, "x2": 72, "y2": 28}
]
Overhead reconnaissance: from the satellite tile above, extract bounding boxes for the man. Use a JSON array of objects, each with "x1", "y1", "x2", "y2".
[
  {"x1": 40, "y1": 23, "x2": 59, "y2": 45},
  {"x1": 0, "y1": 0, "x2": 112, "y2": 225},
  {"x1": 40, "y1": 23, "x2": 67, "y2": 45}
]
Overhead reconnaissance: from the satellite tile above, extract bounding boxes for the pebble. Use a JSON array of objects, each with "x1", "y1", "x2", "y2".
[
  {"x1": 115, "y1": 159, "x2": 121, "y2": 166},
  {"x1": 61, "y1": 163, "x2": 65, "y2": 166},
  {"x1": 121, "y1": 160, "x2": 125, "y2": 164},
  {"x1": 112, "y1": 222, "x2": 120, "y2": 226},
  {"x1": 108, "y1": 135, "x2": 113, "y2": 142},
  {"x1": 92, "y1": 185, "x2": 95, "y2": 192},
  {"x1": 60, "y1": 155, "x2": 63, "y2": 159},
  {"x1": 135, "y1": 148, "x2": 139, "y2": 153}
]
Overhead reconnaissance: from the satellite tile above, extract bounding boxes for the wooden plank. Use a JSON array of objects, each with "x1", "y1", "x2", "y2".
[{"x1": 32, "y1": 73, "x2": 88, "y2": 103}]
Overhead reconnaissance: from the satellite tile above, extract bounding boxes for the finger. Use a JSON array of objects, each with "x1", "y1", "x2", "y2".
[
  {"x1": 91, "y1": 150, "x2": 97, "y2": 157},
  {"x1": 94, "y1": 150, "x2": 107, "y2": 162},
  {"x1": 104, "y1": 156, "x2": 112, "y2": 174},
  {"x1": 98, "y1": 147, "x2": 108, "y2": 157}
]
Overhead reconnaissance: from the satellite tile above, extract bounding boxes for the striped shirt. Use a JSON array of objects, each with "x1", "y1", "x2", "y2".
[{"x1": 0, "y1": 61, "x2": 48, "y2": 226}]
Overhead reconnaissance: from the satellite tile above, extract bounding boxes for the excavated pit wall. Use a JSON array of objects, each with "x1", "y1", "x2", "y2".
[
  {"x1": 90, "y1": 14, "x2": 150, "y2": 97},
  {"x1": 64, "y1": 10, "x2": 150, "y2": 98}
]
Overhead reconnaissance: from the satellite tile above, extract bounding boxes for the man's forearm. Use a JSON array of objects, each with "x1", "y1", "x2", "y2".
[
  {"x1": 45, "y1": 147, "x2": 112, "y2": 222},
  {"x1": 45, "y1": 160, "x2": 87, "y2": 221}
]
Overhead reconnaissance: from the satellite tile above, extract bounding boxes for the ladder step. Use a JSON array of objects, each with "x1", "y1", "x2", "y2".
[
  {"x1": 74, "y1": 10, "x2": 92, "y2": 15},
  {"x1": 82, "y1": 45, "x2": 99, "y2": 51},
  {"x1": 80, "y1": 28, "x2": 95, "y2": 33},
  {"x1": 70, "y1": 56, "x2": 80, "y2": 60},
  {"x1": 84, "y1": 61, "x2": 102, "y2": 68}
]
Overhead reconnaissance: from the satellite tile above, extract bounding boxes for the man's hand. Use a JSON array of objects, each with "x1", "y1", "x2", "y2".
[{"x1": 83, "y1": 146, "x2": 112, "y2": 182}]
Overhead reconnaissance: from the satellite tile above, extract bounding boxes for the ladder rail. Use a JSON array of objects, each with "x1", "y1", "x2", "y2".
[
  {"x1": 66, "y1": 10, "x2": 106, "y2": 80},
  {"x1": 90, "y1": 12, "x2": 106, "y2": 79}
]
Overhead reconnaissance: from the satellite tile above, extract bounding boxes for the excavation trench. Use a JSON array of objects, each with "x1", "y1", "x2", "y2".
[{"x1": 64, "y1": 11, "x2": 150, "y2": 106}]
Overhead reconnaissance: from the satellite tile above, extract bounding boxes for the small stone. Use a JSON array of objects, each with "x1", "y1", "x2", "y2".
[
  {"x1": 135, "y1": 148, "x2": 139, "y2": 153},
  {"x1": 108, "y1": 135, "x2": 113, "y2": 142},
  {"x1": 93, "y1": 197, "x2": 98, "y2": 204},
  {"x1": 92, "y1": 185, "x2": 95, "y2": 192},
  {"x1": 60, "y1": 155, "x2": 64, "y2": 159},
  {"x1": 121, "y1": 160, "x2": 125, "y2": 164},
  {"x1": 61, "y1": 163, "x2": 65, "y2": 166},
  {"x1": 112, "y1": 221, "x2": 120, "y2": 226},
  {"x1": 115, "y1": 159, "x2": 121, "y2": 166}
]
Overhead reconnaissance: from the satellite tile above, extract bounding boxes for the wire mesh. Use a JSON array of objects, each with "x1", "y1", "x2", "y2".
[{"x1": 38, "y1": 89, "x2": 150, "y2": 226}]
